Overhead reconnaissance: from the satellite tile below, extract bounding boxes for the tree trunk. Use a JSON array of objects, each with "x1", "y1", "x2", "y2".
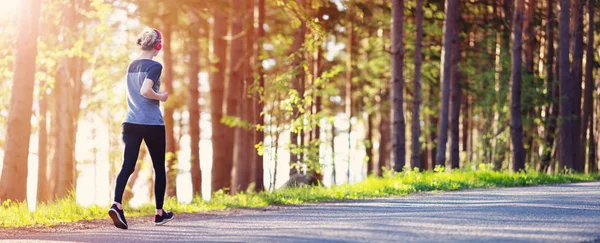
[
  {"x1": 51, "y1": 71, "x2": 69, "y2": 198},
  {"x1": 107, "y1": 122, "x2": 119, "y2": 201},
  {"x1": 230, "y1": 0, "x2": 248, "y2": 194},
  {"x1": 147, "y1": 168, "x2": 154, "y2": 201},
  {"x1": 48, "y1": 89, "x2": 59, "y2": 201},
  {"x1": 331, "y1": 122, "x2": 337, "y2": 182},
  {"x1": 549, "y1": 47, "x2": 562, "y2": 174},
  {"x1": 313, "y1": 45, "x2": 323, "y2": 170},
  {"x1": 596, "y1": 65, "x2": 600, "y2": 173},
  {"x1": 0, "y1": 0, "x2": 41, "y2": 202},
  {"x1": 582, "y1": 0, "x2": 594, "y2": 173},
  {"x1": 493, "y1": 0, "x2": 512, "y2": 170},
  {"x1": 462, "y1": 91, "x2": 470, "y2": 165},
  {"x1": 49, "y1": 2, "x2": 83, "y2": 200},
  {"x1": 346, "y1": 18, "x2": 354, "y2": 177},
  {"x1": 253, "y1": 0, "x2": 266, "y2": 192},
  {"x1": 55, "y1": 64, "x2": 82, "y2": 199},
  {"x1": 489, "y1": 0, "x2": 502, "y2": 167},
  {"x1": 541, "y1": 0, "x2": 558, "y2": 172},
  {"x1": 411, "y1": 0, "x2": 423, "y2": 170},
  {"x1": 188, "y1": 13, "x2": 202, "y2": 197},
  {"x1": 523, "y1": 0, "x2": 536, "y2": 166},
  {"x1": 162, "y1": 22, "x2": 178, "y2": 198},
  {"x1": 391, "y1": 0, "x2": 406, "y2": 172},
  {"x1": 591, "y1": 110, "x2": 597, "y2": 173},
  {"x1": 233, "y1": 94, "x2": 252, "y2": 194},
  {"x1": 271, "y1": 130, "x2": 280, "y2": 191},
  {"x1": 558, "y1": 0, "x2": 574, "y2": 171},
  {"x1": 234, "y1": 0, "x2": 257, "y2": 194},
  {"x1": 428, "y1": 87, "x2": 438, "y2": 171},
  {"x1": 37, "y1": 91, "x2": 49, "y2": 203},
  {"x1": 571, "y1": 0, "x2": 584, "y2": 172},
  {"x1": 435, "y1": 0, "x2": 458, "y2": 168},
  {"x1": 366, "y1": 112, "x2": 374, "y2": 175},
  {"x1": 378, "y1": 102, "x2": 391, "y2": 175},
  {"x1": 289, "y1": 0, "x2": 306, "y2": 176},
  {"x1": 449, "y1": 2, "x2": 461, "y2": 170},
  {"x1": 524, "y1": 0, "x2": 535, "y2": 74},
  {"x1": 211, "y1": 10, "x2": 231, "y2": 193},
  {"x1": 245, "y1": 0, "x2": 257, "y2": 191},
  {"x1": 510, "y1": 0, "x2": 526, "y2": 172}
]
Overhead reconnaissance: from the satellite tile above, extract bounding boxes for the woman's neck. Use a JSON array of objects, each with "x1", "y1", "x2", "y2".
[{"x1": 138, "y1": 51, "x2": 155, "y2": 60}]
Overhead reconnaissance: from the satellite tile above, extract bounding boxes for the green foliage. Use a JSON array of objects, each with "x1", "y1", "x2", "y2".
[
  {"x1": 0, "y1": 13, "x2": 16, "y2": 146},
  {"x1": 2, "y1": 170, "x2": 598, "y2": 228}
]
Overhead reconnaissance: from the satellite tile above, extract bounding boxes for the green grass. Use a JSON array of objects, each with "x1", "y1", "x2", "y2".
[{"x1": 1, "y1": 169, "x2": 599, "y2": 228}]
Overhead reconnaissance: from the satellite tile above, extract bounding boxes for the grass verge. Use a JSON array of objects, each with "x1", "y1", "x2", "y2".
[{"x1": 1, "y1": 169, "x2": 599, "y2": 228}]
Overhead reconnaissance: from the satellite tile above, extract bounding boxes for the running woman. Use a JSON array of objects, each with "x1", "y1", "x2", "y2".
[{"x1": 108, "y1": 27, "x2": 174, "y2": 229}]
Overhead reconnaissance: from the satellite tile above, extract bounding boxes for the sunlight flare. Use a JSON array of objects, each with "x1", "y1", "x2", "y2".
[{"x1": 0, "y1": 0, "x2": 19, "y2": 17}]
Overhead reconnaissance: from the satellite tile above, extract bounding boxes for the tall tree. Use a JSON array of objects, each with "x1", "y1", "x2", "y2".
[
  {"x1": 0, "y1": 0, "x2": 42, "y2": 201},
  {"x1": 233, "y1": 0, "x2": 255, "y2": 193},
  {"x1": 162, "y1": 21, "x2": 177, "y2": 198},
  {"x1": 345, "y1": 11, "x2": 354, "y2": 179},
  {"x1": 523, "y1": 0, "x2": 535, "y2": 74},
  {"x1": 541, "y1": 0, "x2": 557, "y2": 172},
  {"x1": 37, "y1": 91, "x2": 49, "y2": 203},
  {"x1": 245, "y1": 0, "x2": 256, "y2": 190},
  {"x1": 378, "y1": 91, "x2": 391, "y2": 175},
  {"x1": 523, "y1": 0, "x2": 536, "y2": 164},
  {"x1": 449, "y1": 1, "x2": 461, "y2": 170},
  {"x1": 581, "y1": 0, "x2": 595, "y2": 173},
  {"x1": 228, "y1": 0, "x2": 247, "y2": 193},
  {"x1": 331, "y1": 123, "x2": 337, "y2": 182},
  {"x1": 391, "y1": 0, "x2": 406, "y2": 172},
  {"x1": 411, "y1": 0, "x2": 424, "y2": 170},
  {"x1": 366, "y1": 113, "x2": 374, "y2": 175},
  {"x1": 428, "y1": 102, "x2": 438, "y2": 171},
  {"x1": 571, "y1": 0, "x2": 584, "y2": 172},
  {"x1": 187, "y1": 12, "x2": 202, "y2": 197},
  {"x1": 313, "y1": 49, "x2": 323, "y2": 171},
  {"x1": 210, "y1": 9, "x2": 231, "y2": 193},
  {"x1": 289, "y1": 0, "x2": 306, "y2": 176},
  {"x1": 54, "y1": 1, "x2": 86, "y2": 199},
  {"x1": 492, "y1": 0, "x2": 511, "y2": 170},
  {"x1": 253, "y1": 0, "x2": 266, "y2": 191},
  {"x1": 461, "y1": 91, "x2": 470, "y2": 164},
  {"x1": 435, "y1": 0, "x2": 458, "y2": 167},
  {"x1": 510, "y1": 0, "x2": 526, "y2": 172},
  {"x1": 558, "y1": 0, "x2": 574, "y2": 170}
]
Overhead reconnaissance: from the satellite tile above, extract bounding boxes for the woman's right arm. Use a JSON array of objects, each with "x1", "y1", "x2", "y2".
[{"x1": 140, "y1": 79, "x2": 168, "y2": 102}]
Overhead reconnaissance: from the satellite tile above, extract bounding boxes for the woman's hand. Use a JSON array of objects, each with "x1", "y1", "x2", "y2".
[{"x1": 159, "y1": 92, "x2": 169, "y2": 102}]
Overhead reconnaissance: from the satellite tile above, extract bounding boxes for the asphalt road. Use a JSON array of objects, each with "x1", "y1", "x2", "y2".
[{"x1": 3, "y1": 182, "x2": 600, "y2": 243}]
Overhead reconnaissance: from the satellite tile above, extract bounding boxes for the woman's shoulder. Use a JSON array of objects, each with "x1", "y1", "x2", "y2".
[
  {"x1": 144, "y1": 59, "x2": 163, "y2": 70},
  {"x1": 150, "y1": 61, "x2": 163, "y2": 69}
]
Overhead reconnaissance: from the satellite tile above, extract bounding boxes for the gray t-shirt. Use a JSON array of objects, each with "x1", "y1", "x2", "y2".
[{"x1": 123, "y1": 59, "x2": 164, "y2": 126}]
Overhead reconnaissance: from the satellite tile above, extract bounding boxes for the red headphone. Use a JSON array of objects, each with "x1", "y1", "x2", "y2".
[{"x1": 153, "y1": 29, "x2": 162, "y2": 51}]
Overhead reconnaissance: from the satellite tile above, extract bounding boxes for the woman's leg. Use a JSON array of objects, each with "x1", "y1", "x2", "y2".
[
  {"x1": 144, "y1": 125, "x2": 167, "y2": 210},
  {"x1": 114, "y1": 126, "x2": 143, "y2": 205}
]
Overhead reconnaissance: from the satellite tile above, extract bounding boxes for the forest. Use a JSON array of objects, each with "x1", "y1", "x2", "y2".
[{"x1": 0, "y1": 0, "x2": 598, "y2": 207}]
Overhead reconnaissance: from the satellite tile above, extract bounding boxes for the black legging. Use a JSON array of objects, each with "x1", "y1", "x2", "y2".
[{"x1": 114, "y1": 123, "x2": 167, "y2": 209}]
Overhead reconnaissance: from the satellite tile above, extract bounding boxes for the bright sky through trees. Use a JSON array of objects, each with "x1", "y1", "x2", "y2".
[{"x1": 0, "y1": 0, "x2": 19, "y2": 16}]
